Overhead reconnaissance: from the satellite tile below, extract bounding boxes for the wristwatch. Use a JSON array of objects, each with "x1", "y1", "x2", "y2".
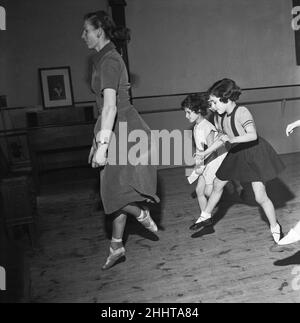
[{"x1": 97, "y1": 139, "x2": 109, "y2": 146}]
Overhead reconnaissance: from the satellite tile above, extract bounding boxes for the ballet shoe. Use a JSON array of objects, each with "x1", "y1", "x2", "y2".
[
  {"x1": 278, "y1": 228, "x2": 300, "y2": 245},
  {"x1": 189, "y1": 217, "x2": 213, "y2": 230},
  {"x1": 102, "y1": 246, "x2": 126, "y2": 270},
  {"x1": 191, "y1": 225, "x2": 215, "y2": 238},
  {"x1": 137, "y1": 208, "x2": 158, "y2": 233},
  {"x1": 270, "y1": 223, "x2": 283, "y2": 244}
]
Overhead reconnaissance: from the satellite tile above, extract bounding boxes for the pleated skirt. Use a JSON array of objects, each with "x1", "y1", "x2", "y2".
[{"x1": 216, "y1": 137, "x2": 285, "y2": 183}]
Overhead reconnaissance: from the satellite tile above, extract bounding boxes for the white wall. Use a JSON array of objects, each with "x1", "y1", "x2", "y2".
[
  {"x1": 4, "y1": 0, "x2": 299, "y2": 106},
  {"x1": 127, "y1": 0, "x2": 299, "y2": 96}
]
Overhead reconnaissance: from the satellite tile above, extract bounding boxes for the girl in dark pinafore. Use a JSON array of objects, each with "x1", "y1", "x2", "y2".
[
  {"x1": 195, "y1": 78, "x2": 285, "y2": 244},
  {"x1": 82, "y1": 11, "x2": 159, "y2": 270}
]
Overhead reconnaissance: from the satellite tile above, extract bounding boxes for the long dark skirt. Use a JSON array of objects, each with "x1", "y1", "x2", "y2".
[{"x1": 94, "y1": 106, "x2": 159, "y2": 214}]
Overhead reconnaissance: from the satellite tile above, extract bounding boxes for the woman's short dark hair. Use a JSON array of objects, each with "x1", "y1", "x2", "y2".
[
  {"x1": 208, "y1": 78, "x2": 242, "y2": 103},
  {"x1": 84, "y1": 10, "x2": 130, "y2": 41},
  {"x1": 181, "y1": 92, "x2": 209, "y2": 116}
]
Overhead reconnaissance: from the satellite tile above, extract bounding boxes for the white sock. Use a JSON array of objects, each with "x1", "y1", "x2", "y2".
[
  {"x1": 195, "y1": 211, "x2": 211, "y2": 223},
  {"x1": 270, "y1": 223, "x2": 280, "y2": 231},
  {"x1": 201, "y1": 211, "x2": 211, "y2": 219}
]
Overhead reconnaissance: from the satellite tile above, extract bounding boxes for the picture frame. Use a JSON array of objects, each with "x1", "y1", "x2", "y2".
[{"x1": 39, "y1": 66, "x2": 74, "y2": 109}]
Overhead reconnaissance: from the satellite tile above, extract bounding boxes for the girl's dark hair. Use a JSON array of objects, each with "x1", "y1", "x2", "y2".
[
  {"x1": 181, "y1": 92, "x2": 209, "y2": 116},
  {"x1": 208, "y1": 78, "x2": 242, "y2": 103},
  {"x1": 84, "y1": 10, "x2": 130, "y2": 41}
]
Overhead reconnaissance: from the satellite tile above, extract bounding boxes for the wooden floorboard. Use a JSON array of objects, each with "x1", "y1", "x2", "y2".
[{"x1": 27, "y1": 153, "x2": 300, "y2": 303}]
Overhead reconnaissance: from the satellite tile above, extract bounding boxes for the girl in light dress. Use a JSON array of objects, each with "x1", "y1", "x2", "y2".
[{"x1": 182, "y1": 93, "x2": 227, "y2": 230}]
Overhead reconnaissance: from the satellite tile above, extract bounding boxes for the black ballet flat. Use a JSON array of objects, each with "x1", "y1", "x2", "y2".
[
  {"x1": 191, "y1": 225, "x2": 215, "y2": 238},
  {"x1": 189, "y1": 218, "x2": 213, "y2": 231}
]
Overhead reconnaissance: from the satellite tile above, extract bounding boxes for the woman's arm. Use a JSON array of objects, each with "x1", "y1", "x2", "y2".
[
  {"x1": 96, "y1": 88, "x2": 117, "y2": 144},
  {"x1": 94, "y1": 88, "x2": 117, "y2": 165}
]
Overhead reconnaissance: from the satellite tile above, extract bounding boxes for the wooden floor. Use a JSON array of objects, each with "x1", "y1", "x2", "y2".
[{"x1": 26, "y1": 153, "x2": 300, "y2": 303}]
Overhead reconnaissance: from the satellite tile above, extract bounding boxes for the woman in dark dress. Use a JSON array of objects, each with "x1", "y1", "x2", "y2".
[
  {"x1": 82, "y1": 11, "x2": 159, "y2": 270},
  {"x1": 195, "y1": 78, "x2": 285, "y2": 243}
]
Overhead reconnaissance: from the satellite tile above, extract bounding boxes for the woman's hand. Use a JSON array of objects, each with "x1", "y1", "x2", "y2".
[
  {"x1": 88, "y1": 146, "x2": 100, "y2": 168},
  {"x1": 94, "y1": 145, "x2": 108, "y2": 166}
]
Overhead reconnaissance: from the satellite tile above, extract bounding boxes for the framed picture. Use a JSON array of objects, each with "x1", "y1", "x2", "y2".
[{"x1": 39, "y1": 66, "x2": 74, "y2": 108}]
